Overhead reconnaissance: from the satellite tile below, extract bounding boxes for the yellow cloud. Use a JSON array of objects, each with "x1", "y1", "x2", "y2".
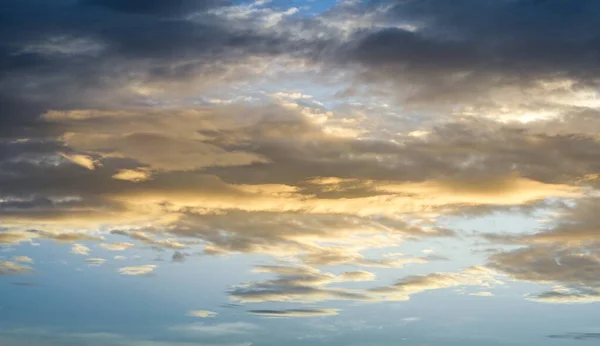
[
  {"x1": 119, "y1": 265, "x2": 156, "y2": 276},
  {"x1": 187, "y1": 310, "x2": 217, "y2": 318}
]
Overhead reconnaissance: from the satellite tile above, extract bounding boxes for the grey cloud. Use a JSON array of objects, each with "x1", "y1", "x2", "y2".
[
  {"x1": 0, "y1": 0, "x2": 307, "y2": 140},
  {"x1": 83, "y1": 0, "x2": 229, "y2": 16},
  {"x1": 547, "y1": 333, "x2": 600, "y2": 340},
  {"x1": 229, "y1": 265, "x2": 373, "y2": 304},
  {"x1": 485, "y1": 197, "x2": 600, "y2": 304},
  {"x1": 334, "y1": 0, "x2": 600, "y2": 110},
  {"x1": 172, "y1": 251, "x2": 187, "y2": 263},
  {"x1": 248, "y1": 308, "x2": 339, "y2": 318}
]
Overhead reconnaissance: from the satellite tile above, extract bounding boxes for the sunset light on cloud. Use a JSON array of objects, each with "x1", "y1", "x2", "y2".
[{"x1": 2, "y1": 0, "x2": 600, "y2": 345}]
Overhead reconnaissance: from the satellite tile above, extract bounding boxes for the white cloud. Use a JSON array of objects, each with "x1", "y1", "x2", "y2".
[
  {"x1": 118, "y1": 265, "x2": 156, "y2": 276},
  {"x1": 99, "y1": 242, "x2": 135, "y2": 251},
  {"x1": 187, "y1": 310, "x2": 217, "y2": 318},
  {"x1": 71, "y1": 244, "x2": 90, "y2": 256},
  {"x1": 13, "y1": 256, "x2": 34, "y2": 264}
]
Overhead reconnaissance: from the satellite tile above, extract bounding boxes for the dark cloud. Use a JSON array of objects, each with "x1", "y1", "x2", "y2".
[
  {"x1": 547, "y1": 332, "x2": 600, "y2": 340},
  {"x1": 172, "y1": 251, "x2": 187, "y2": 262},
  {"x1": 0, "y1": 0, "x2": 302, "y2": 138},
  {"x1": 334, "y1": 0, "x2": 600, "y2": 111},
  {"x1": 247, "y1": 308, "x2": 338, "y2": 317},
  {"x1": 83, "y1": 0, "x2": 229, "y2": 16}
]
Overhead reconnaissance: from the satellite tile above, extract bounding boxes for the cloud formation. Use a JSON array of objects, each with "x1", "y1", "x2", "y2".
[
  {"x1": 248, "y1": 308, "x2": 339, "y2": 318},
  {"x1": 118, "y1": 265, "x2": 156, "y2": 276}
]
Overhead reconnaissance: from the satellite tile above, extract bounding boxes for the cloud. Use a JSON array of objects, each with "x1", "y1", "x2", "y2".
[
  {"x1": 59, "y1": 153, "x2": 101, "y2": 170},
  {"x1": 85, "y1": 258, "x2": 107, "y2": 267},
  {"x1": 0, "y1": 261, "x2": 33, "y2": 276},
  {"x1": 248, "y1": 308, "x2": 339, "y2": 318},
  {"x1": 547, "y1": 333, "x2": 600, "y2": 340},
  {"x1": 3, "y1": 0, "x2": 600, "y2": 326},
  {"x1": 118, "y1": 265, "x2": 156, "y2": 276},
  {"x1": 230, "y1": 265, "x2": 373, "y2": 303},
  {"x1": 13, "y1": 256, "x2": 33, "y2": 264},
  {"x1": 369, "y1": 266, "x2": 504, "y2": 302},
  {"x1": 339, "y1": 271, "x2": 376, "y2": 282},
  {"x1": 469, "y1": 291, "x2": 494, "y2": 297},
  {"x1": 111, "y1": 231, "x2": 187, "y2": 250},
  {"x1": 99, "y1": 242, "x2": 135, "y2": 251},
  {"x1": 172, "y1": 251, "x2": 187, "y2": 263},
  {"x1": 71, "y1": 244, "x2": 91, "y2": 256},
  {"x1": 112, "y1": 169, "x2": 152, "y2": 182},
  {"x1": 332, "y1": 0, "x2": 600, "y2": 123},
  {"x1": 170, "y1": 322, "x2": 259, "y2": 336},
  {"x1": 187, "y1": 310, "x2": 217, "y2": 318},
  {"x1": 0, "y1": 231, "x2": 36, "y2": 245}
]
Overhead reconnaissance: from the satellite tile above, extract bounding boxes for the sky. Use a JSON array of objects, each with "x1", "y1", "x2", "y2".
[{"x1": 1, "y1": 0, "x2": 600, "y2": 345}]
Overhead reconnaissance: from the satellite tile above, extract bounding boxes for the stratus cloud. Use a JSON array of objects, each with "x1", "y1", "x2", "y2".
[
  {"x1": 527, "y1": 290, "x2": 600, "y2": 304},
  {"x1": 230, "y1": 265, "x2": 373, "y2": 303},
  {"x1": 230, "y1": 264, "x2": 505, "y2": 307},
  {"x1": 187, "y1": 310, "x2": 217, "y2": 318},
  {"x1": 85, "y1": 258, "x2": 106, "y2": 267},
  {"x1": 110, "y1": 231, "x2": 186, "y2": 250},
  {"x1": 248, "y1": 308, "x2": 339, "y2": 318},
  {"x1": 369, "y1": 266, "x2": 504, "y2": 302},
  {"x1": 119, "y1": 265, "x2": 156, "y2": 276}
]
